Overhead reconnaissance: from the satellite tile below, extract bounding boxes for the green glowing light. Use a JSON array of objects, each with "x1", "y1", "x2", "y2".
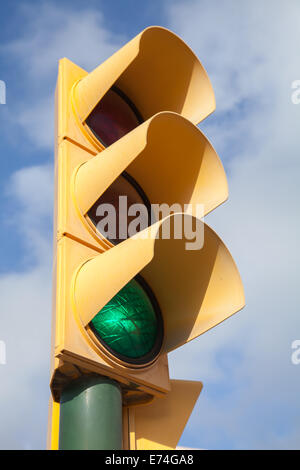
[{"x1": 89, "y1": 278, "x2": 161, "y2": 363}]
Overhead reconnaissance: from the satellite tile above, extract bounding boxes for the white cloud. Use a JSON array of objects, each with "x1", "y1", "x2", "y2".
[
  {"x1": 15, "y1": 96, "x2": 54, "y2": 150},
  {"x1": 167, "y1": 0, "x2": 300, "y2": 449},
  {"x1": 7, "y1": 164, "x2": 53, "y2": 219},
  {"x1": 5, "y1": 164, "x2": 53, "y2": 262},
  {"x1": 0, "y1": 3, "x2": 125, "y2": 150},
  {"x1": 0, "y1": 164, "x2": 53, "y2": 449},
  {"x1": 0, "y1": 267, "x2": 52, "y2": 449},
  {"x1": 3, "y1": 3, "x2": 123, "y2": 78}
]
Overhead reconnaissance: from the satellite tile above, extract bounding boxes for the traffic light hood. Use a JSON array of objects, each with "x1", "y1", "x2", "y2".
[
  {"x1": 73, "y1": 111, "x2": 228, "y2": 230},
  {"x1": 72, "y1": 26, "x2": 215, "y2": 131},
  {"x1": 73, "y1": 214, "x2": 245, "y2": 357},
  {"x1": 132, "y1": 379, "x2": 203, "y2": 450}
]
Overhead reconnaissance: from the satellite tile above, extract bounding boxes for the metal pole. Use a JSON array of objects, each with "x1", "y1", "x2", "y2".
[{"x1": 59, "y1": 375, "x2": 122, "y2": 450}]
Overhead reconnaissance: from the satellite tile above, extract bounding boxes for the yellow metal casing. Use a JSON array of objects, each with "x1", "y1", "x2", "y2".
[
  {"x1": 57, "y1": 26, "x2": 215, "y2": 153},
  {"x1": 55, "y1": 139, "x2": 107, "y2": 252},
  {"x1": 51, "y1": 27, "x2": 222, "y2": 415},
  {"x1": 56, "y1": 57, "x2": 95, "y2": 153},
  {"x1": 50, "y1": 214, "x2": 244, "y2": 399},
  {"x1": 50, "y1": 235, "x2": 170, "y2": 403},
  {"x1": 57, "y1": 112, "x2": 228, "y2": 252},
  {"x1": 47, "y1": 396, "x2": 60, "y2": 450},
  {"x1": 50, "y1": 214, "x2": 244, "y2": 448},
  {"x1": 123, "y1": 380, "x2": 203, "y2": 450},
  {"x1": 49, "y1": 23, "x2": 246, "y2": 449},
  {"x1": 73, "y1": 111, "x2": 228, "y2": 223},
  {"x1": 73, "y1": 215, "x2": 245, "y2": 355},
  {"x1": 74, "y1": 26, "x2": 215, "y2": 128}
]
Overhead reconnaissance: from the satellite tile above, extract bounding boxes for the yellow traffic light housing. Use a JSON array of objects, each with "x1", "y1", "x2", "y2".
[
  {"x1": 72, "y1": 215, "x2": 244, "y2": 357},
  {"x1": 57, "y1": 26, "x2": 215, "y2": 154},
  {"x1": 51, "y1": 214, "x2": 244, "y2": 397},
  {"x1": 49, "y1": 25, "x2": 245, "y2": 450}
]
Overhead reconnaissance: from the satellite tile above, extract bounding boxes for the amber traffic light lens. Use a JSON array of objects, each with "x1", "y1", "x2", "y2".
[
  {"x1": 86, "y1": 87, "x2": 143, "y2": 147},
  {"x1": 87, "y1": 173, "x2": 151, "y2": 245}
]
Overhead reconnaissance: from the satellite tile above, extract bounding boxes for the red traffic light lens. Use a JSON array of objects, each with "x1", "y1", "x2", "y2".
[{"x1": 86, "y1": 87, "x2": 143, "y2": 147}]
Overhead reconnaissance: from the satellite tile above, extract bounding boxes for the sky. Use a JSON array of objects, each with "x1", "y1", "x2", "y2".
[{"x1": 0, "y1": 0, "x2": 300, "y2": 450}]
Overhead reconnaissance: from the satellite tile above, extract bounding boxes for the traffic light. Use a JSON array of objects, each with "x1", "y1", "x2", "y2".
[{"x1": 49, "y1": 26, "x2": 245, "y2": 450}]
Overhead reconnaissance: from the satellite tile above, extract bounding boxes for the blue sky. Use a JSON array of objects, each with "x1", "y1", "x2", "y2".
[{"x1": 0, "y1": 0, "x2": 300, "y2": 450}]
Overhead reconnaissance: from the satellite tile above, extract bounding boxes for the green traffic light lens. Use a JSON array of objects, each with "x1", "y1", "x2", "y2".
[{"x1": 89, "y1": 277, "x2": 163, "y2": 365}]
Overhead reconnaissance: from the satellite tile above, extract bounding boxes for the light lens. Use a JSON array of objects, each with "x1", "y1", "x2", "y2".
[
  {"x1": 89, "y1": 277, "x2": 162, "y2": 364},
  {"x1": 87, "y1": 173, "x2": 151, "y2": 245},
  {"x1": 86, "y1": 87, "x2": 142, "y2": 147}
]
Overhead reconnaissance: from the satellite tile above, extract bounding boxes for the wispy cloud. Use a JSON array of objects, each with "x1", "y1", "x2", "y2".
[
  {"x1": 167, "y1": 0, "x2": 300, "y2": 449},
  {"x1": 0, "y1": 163, "x2": 53, "y2": 448},
  {"x1": 2, "y1": 3, "x2": 123, "y2": 79},
  {"x1": 0, "y1": 2, "x2": 125, "y2": 150}
]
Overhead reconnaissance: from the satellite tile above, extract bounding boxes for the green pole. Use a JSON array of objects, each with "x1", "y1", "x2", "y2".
[{"x1": 59, "y1": 375, "x2": 122, "y2": 450}]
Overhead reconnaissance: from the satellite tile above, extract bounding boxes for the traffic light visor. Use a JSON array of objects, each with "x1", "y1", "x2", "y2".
[
  {"x1": 72, "y1": 26, "x2": 215, "y2": 133},
  {"x1": 72, "y1": 215, "x2": 245, "y2": 358}
]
